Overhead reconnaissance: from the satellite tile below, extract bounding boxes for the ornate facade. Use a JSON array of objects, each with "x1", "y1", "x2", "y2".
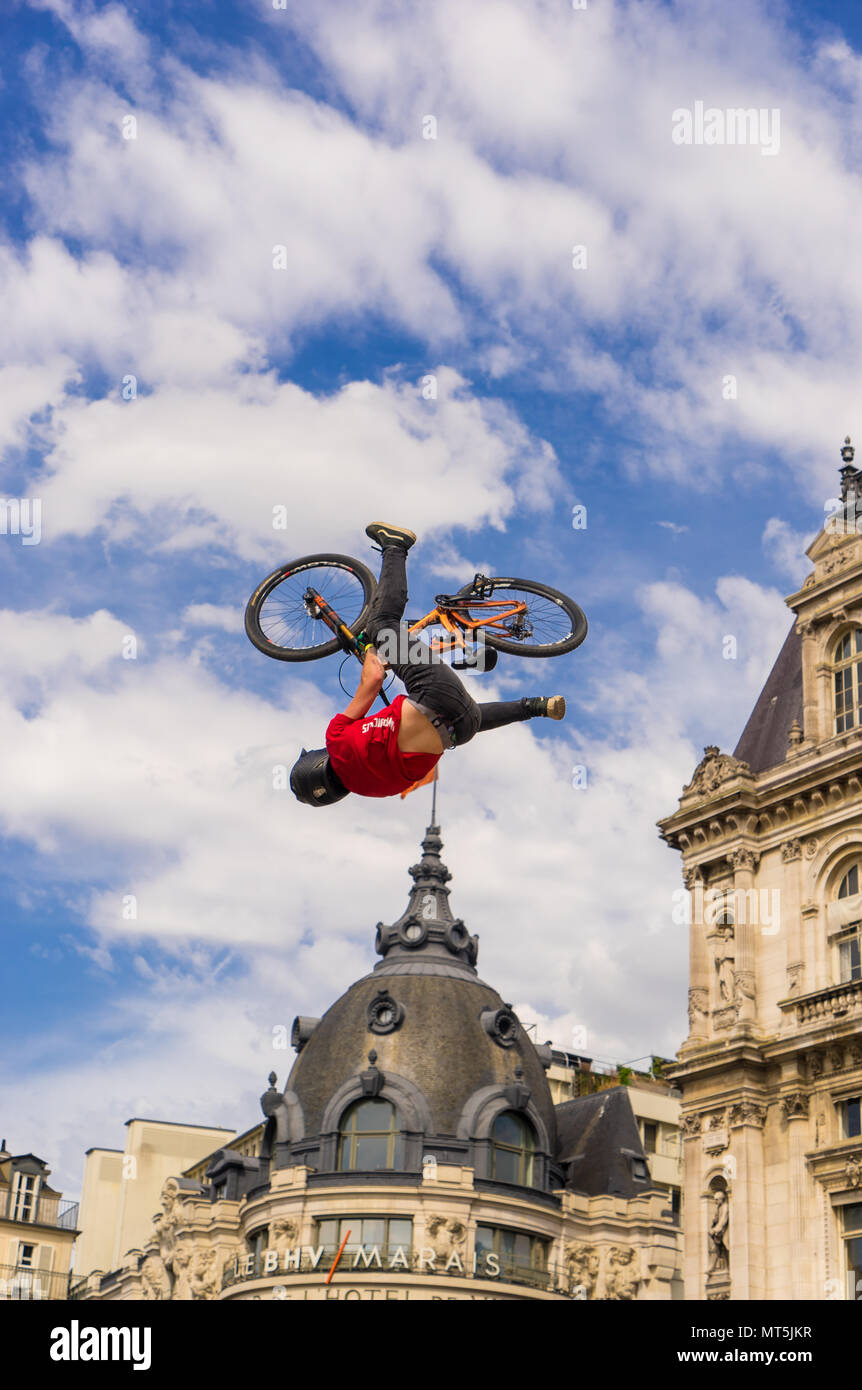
[
  {"x1": 74, "y1": 825, "x2": 681, "y2": 1301},
  {"x1": 659, "y1": 439, "x2": 862, "y2": 1299}
]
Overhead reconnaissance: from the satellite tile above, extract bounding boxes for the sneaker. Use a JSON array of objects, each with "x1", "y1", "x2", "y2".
[
  {"x1": 522, "y1": 695, "x2": 566, "y2": 720},
  {"x1": 365, "y1": 523, "x2": 417, "y2": 552}
]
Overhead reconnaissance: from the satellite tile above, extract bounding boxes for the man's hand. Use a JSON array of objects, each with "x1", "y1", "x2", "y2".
[
  {"x1": 341, "y1": 646, "x2": 387, "y2": 720},
  {"x1": 360, "y1": 648, "x2": 386, "y2": 691}
]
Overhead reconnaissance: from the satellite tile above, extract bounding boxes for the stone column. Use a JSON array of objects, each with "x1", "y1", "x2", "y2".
[
  {"x1": 780, "y1": 839, "x2": 804, "y2": 1004},
  {"x1": 685, "y1": 868, "x2": 709, "y2": 1041},
  {"x1": 730, "y1": 848, "x2": 760, "y2": 1027},
  {"x1": 680, "y1": 1113, "x2": 704, "y2": 1298},
  {"x1": 781, "y1": 1093, "x2": 811, "y2": 1300},
  {"x1": 799, "y1": 619, "x2": 827, "y2": 744},
  {"x1": 727, "y1": 1102, "x2": 767, "y2": 1300}
]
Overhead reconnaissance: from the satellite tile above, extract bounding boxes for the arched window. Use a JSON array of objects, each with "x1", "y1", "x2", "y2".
[
  {"x1": 836, "y1": 862, "x2": 862, "y2": 983},
  {"x1": 834, "y1": 630, "x2": 862, "y2": 733},
  {"x1": 838, "y1": 863, "x2": 861, "y2": 899},
  {"x1": 490, "y1": 1111, "x2": 535, "y2": 1186},
  {"x1": 337, "y1": 1099, "x2": 401, "y2": 1171}
]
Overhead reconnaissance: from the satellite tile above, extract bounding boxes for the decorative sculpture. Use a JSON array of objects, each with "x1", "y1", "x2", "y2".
[{"x1": 708, "y1": 1189, "x2": 730, "y2": 1272}]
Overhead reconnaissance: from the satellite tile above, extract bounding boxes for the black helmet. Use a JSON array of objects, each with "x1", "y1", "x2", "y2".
[{"x1": 289, "y1": 748, "x2": 349, "y2": 807}]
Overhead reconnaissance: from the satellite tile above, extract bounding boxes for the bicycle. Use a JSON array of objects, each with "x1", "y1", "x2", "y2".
[{"x1": 245, "y1": 551, "x2": 587, "y2": 690}]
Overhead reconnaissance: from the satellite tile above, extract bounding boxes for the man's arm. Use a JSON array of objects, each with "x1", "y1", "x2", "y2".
[{"x1": 341, "y1": 648, "x2": 387, "y2": 721}]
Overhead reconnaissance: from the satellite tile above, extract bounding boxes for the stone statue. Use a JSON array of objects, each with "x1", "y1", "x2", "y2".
[
  {"x1": 153, "y1": 1178, "x2": 183, "y2": 1271},
  {"x1": 271, "y1": 1217, "x2": 299, "y2": 1256},
  {"x1": 189, "y1": 1247, "x2": 221, "y2": 1300},
  {"x1": 709, "y1": 1190, "x2": 729, "y2": 1271},
  {"x1": 711, "y1": 929, "x2": 736, "y2": 1005},
  {"x1": 140, "y1": 1252, "x2": 171, "y2": 1301},
  {"x1": 426, "y1": 1214, "x2": 466, "y2": 1262},
  {"x1": 688, "y1": 987, "x2": 708, "y2": 1030},
  {"x1": 145, "y1": 1176, "x2": 202, "y2": 1298},
  {"x1": 604, "y1": 1245, "x2": 640, "y2": 1300},
  {"x1": 564, "y1": 1242, "x2": 599, "y2": 1299},
  {"x1": 170, "y1": 1245, "x2": 194, "y2": 1301}
]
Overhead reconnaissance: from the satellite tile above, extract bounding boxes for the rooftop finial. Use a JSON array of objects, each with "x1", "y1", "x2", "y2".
[
  {"x1": 840, "y1": 435, "x2": 859, "y2": 502},
  {"x1": 372, "y1": 820, "x2": 480, "y2": 973}
]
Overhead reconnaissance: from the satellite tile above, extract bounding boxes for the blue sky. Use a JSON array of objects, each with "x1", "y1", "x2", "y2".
[{"x1": 3, "y1": 0, "x2": 862, "y2": 1198}]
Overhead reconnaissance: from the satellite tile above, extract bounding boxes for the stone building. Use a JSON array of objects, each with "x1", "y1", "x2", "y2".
[
  {"x1": 659, "y1": 439, "x2": 862, "y2": 1300},
  {"x1": 0, "y1": 1139, "x2": 79, "y2": 1299},
  {"x1": 73, "y1": 824, "x2": 681, "y2": 1301},
  {"x1": 74, "y1": 1119, "x2": 237, "y2": 1282}
]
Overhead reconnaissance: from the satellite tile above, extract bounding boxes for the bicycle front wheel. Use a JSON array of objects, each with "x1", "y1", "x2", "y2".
[
  {"x1": 452, "y1": 576, "x2": 587, "y2": 657},
  {"x1": 245, "y1": 553, "x2": 376, "y2": 661}
]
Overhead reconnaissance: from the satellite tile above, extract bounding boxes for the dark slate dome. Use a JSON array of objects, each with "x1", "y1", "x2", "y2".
[{"x1": 262, "y1": 825, "x2": 558, "y2": 1188}]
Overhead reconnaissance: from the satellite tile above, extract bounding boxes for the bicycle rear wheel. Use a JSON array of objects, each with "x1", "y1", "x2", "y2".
[
  {"x1": 245, "y1": 554, "x2": 376, "y2": 662},
  {"x1": 452, "y1": 576, "x2": 587, "y2": 657}
]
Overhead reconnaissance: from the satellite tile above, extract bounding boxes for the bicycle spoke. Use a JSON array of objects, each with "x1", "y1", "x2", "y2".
[{"x1": 258, "y1": 565, "x2": 368, "y2": 652}]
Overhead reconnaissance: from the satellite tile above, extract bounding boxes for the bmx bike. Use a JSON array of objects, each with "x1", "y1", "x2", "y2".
[{"x1": 244, "y1": 552, "x2": 587, "y2": 683}]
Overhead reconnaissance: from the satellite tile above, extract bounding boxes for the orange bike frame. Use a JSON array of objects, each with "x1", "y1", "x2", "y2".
[
  {"x1": 408, "y1": 599, "x2": 527, "y2": 654},
  {"x1": 305, "y1": 586, "x2": 526, "y2": 660}
]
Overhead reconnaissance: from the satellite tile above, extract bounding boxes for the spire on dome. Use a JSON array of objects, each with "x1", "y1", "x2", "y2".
[
  {"x1": 839, "y1": 435, "x2": 860, "y2": 503},
  {"x1": 373, "y1": 823, "x2": 479, "y2": 974}
]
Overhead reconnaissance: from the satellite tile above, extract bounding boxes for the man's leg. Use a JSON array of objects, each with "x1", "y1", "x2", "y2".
[
  {"x1": 477, "y1": 697, "x2": 566, "y2": 731},
  {"x1": 363, "y1": 544, "x2": 409, "y2": 646}
]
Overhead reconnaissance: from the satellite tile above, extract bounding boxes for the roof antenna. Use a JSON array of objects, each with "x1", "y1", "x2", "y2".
[{"x1": 430, "y1": 768, "x2": 438, "y2": 825}]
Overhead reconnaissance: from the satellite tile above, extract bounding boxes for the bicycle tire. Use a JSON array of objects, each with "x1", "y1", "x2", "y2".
[
  {"x1": 245, "y1": 553, "x2": 377, "y2": 662},
  {"x1": 452, "y1": 576, "x2": 587, "y2": 657}
]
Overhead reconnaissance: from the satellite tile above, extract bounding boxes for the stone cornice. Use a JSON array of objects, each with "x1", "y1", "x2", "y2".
[
  {"x1": 658, "y1": 745, "x2": 862, "y2": 854},
  {"x1": 761, "y1": 1031, "x2": 862, "y2": 1067},
  {"x1": 666, "y1": 1042, "x2": 769, "y2": 1085},
  {"x1": 804, "y1": 1141, "x2": 862, "y2": 1191}
]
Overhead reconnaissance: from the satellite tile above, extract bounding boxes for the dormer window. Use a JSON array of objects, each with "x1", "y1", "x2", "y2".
[
  {"x1": 834, "y1": 631, "x2": 862, "y2": 733},
  {"x1": 337, "y1": 1099, "x2": 402, "y2": 1171},
  {"x1": 490, "y1": 1112, "x2": 535, "y2": 1187},
  {"x1": 9, "y1": 1170, "x2": 39, "y2": 1222}
]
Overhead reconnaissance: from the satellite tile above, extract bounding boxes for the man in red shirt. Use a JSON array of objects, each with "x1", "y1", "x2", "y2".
[{"x1": 290, "y1": 524, "x2": 566, "y2": 805}]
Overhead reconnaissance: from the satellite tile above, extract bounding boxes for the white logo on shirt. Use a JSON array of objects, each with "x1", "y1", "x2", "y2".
[{"x1": 361, "y1": 715, "x2": 395, "y2": 735}]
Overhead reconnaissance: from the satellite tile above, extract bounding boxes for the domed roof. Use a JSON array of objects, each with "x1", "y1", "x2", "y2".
[{"x1": 280, "y1": 824, "x2": 557, "y2": 1159}]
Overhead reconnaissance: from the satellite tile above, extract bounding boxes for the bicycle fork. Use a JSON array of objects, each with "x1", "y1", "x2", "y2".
[{"x1": 303, "y1": 588, "x2": 391, "y2": 707}]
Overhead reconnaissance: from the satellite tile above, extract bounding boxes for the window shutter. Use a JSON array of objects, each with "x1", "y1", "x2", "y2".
[{"x1": 37, "y1": 1244, "x2": 55, "y2": 1271}]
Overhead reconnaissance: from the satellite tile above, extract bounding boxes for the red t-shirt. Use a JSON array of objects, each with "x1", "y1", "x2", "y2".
[{"x1": 325, "y1": 695, "x2": 441, "y2": 798}]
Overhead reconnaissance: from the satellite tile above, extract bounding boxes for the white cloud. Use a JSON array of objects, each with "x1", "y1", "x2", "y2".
[
  {"x1": 28, "y1": 368, "x2": 557, "y2": 558},
  {"x1": 182, "y1": 604, "x2": 241, "y2": 632},
  {"x1": 762, "y1": 516, "x2": 815, "y2": 586}
]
